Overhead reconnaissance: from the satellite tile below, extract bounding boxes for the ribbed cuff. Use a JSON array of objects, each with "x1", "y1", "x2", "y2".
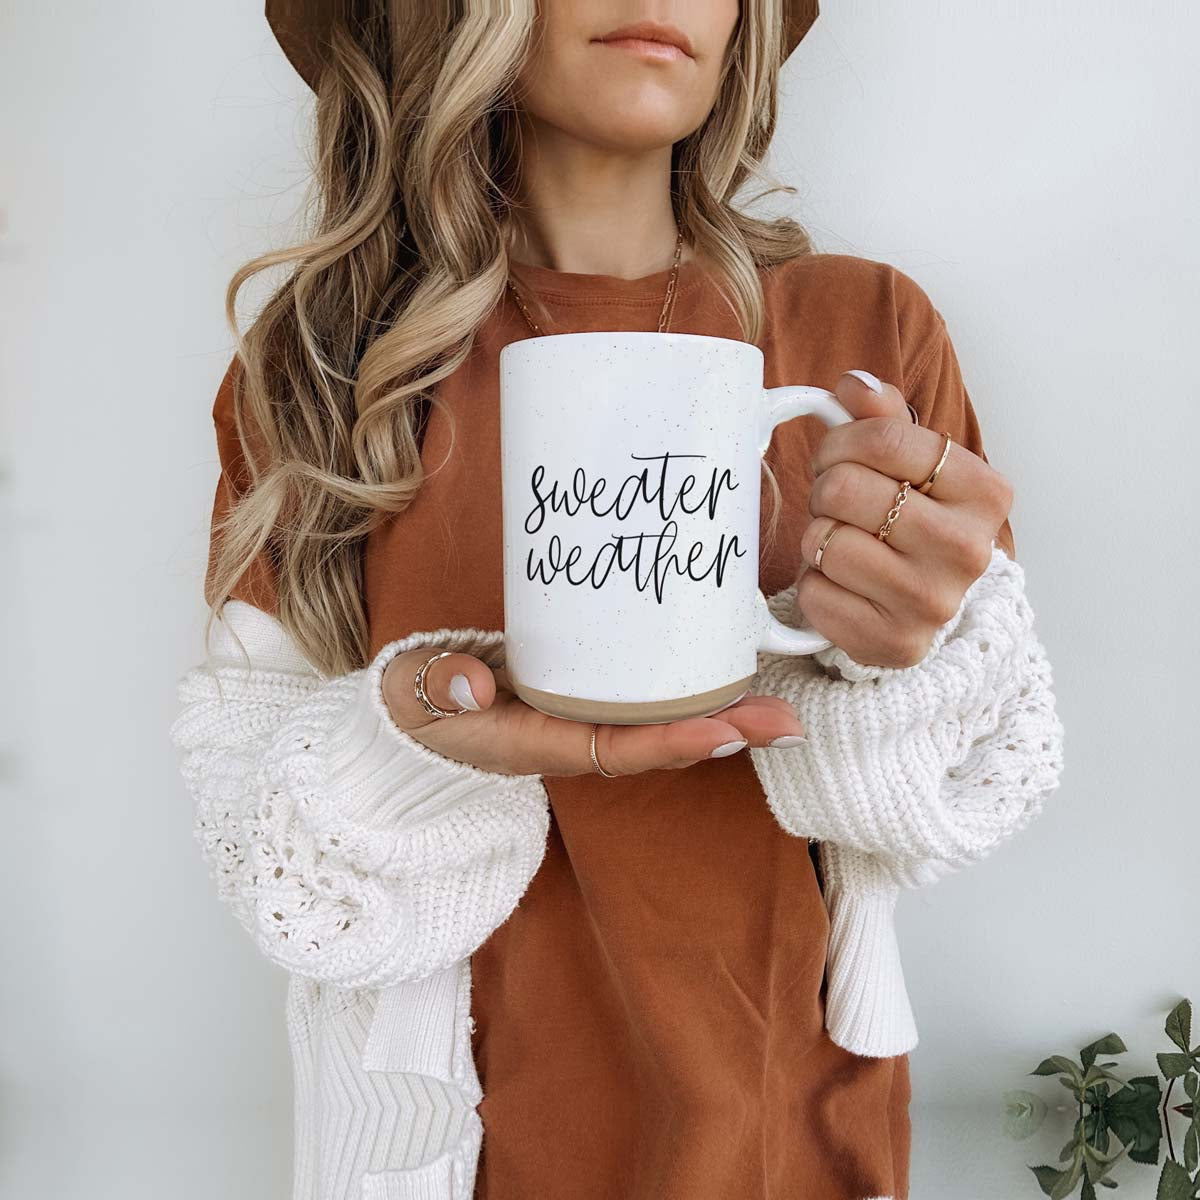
[
  {"x1": 819, "y1": 840, "x2": 900, "y2": 895},
  {"x1": 820, "y1": 843, "x2": 919, "y2": 1057},
  {"x1": 322, "y1": 626, "x2": 538, "y2": 838}
]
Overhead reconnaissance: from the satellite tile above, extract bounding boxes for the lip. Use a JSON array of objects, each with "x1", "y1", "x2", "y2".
[{"x1": 592, "y1": 20, "x2": 694, "y2": 60}]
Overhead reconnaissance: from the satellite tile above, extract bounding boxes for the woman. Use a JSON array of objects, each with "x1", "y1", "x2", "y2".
[{"x1": 171, "y1": 2, "x2": 1064, "y2": 1198}]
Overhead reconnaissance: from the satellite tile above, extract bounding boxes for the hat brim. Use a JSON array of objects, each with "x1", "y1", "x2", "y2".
[
  {"x1": 784, "y1": 0, "x2": 820, "y2": 61},
  {"x1": 265, "y1": 0, "x2": 329, "y2": 93},
  {"x1": 267, "y1": 0, "x2": 820, "y2": 93}
]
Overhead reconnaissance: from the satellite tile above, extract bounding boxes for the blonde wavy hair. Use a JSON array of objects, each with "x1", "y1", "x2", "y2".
[{"x1": 207, "y1": 0, "x2": 815, "y2": 677}]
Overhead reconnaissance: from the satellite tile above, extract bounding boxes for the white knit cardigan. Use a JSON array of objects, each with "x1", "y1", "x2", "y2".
[{"x1": 169, "y1": 543, "x2": 1062, "y2": 1200}]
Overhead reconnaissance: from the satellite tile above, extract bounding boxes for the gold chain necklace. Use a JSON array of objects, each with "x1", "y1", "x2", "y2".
[{"x1": 506, "y1": 223, "x2": 685, "y2": 336}]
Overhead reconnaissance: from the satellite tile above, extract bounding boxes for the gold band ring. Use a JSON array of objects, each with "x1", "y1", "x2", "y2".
[
  {"x1": 877, "y1": 480, "x2": 911, "y2": 542},
  {"x1": 413, "y1": 650, "x2": 470, "y2": 718},
  {"x1": 813, "y1": 520, "x2": 845, "y2": 572},
  {"x1": 590, "y1": 723, "x2": 618, "y2": 777},
  {"x1": 917, "y1": 431, "x2": 952, "y2": 495}
]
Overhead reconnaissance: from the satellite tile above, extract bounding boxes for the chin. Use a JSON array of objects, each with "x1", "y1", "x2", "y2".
[{"x1": 568, "y1": 96, "x2": 698, "y2": 150}]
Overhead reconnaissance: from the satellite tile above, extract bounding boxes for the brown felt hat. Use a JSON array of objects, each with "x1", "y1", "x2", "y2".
[{"x1": 265, "y1": 1, "x2": 820, "y2": 92}]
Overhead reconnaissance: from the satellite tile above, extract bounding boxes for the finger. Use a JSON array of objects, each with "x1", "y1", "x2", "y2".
[
  {"x1": 811, "y1": 414, "x2": 1001, "y2": 507},
  {"x1": 799, "y1": 516, "x2": 913, "y2": 612},
  {"x1": 594, "y1": 698, "x2": 807, "y2": 774},
  {"x1": 712, "y1": 693, "x2": 798, "y2": 718},
  {"x1": 807, "y1": 458, "x2": 986, "y2": 561},
  {"x1": 799, "y1": 514, "x2": 968, "y2": 626},
  {"x1": 381, "y1": 648, "x2": 498, "y2": 732},
  {"x1": 587, "y1": 718, "x2": 744, "y2": 776},
  {"x1": 834, "y1": 369, "x2": 910, "y2": 422},
  {"x1": 711, "y1": 701, "x2": 808, "y2": 746},
  {"x1": 793, "y1": 563, "x2": 928, "y2": 670}
]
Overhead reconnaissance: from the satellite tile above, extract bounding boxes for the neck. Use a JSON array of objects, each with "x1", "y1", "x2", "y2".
[{"x1": 507, "y1": 113, "x2": 686, "y2": 278}]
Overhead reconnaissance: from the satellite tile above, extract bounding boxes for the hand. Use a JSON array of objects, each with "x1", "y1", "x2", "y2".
[
  {"x1": 797, "y1": 369, "x2": 1014, "y2": 669},
  {"x1": 381, "y1": 651, "x2": 809, "y2": 778}
]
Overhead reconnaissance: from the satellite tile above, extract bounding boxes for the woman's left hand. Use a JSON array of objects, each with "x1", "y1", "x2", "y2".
[{"x1": 797, "y1": 370, "x2": 1014, "y2": 669}]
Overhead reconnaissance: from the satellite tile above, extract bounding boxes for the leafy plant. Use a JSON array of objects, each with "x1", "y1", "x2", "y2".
[{"x1": 1005, "y1": 999, "x2": 1200, "y2": 1199}]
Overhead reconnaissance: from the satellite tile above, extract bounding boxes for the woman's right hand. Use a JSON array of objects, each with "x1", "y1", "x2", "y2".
[{"x1": 381, "y1": 648, "x2": 808, "y2": 778}]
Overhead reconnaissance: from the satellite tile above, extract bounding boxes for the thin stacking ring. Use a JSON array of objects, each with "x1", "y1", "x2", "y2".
[
  {"x1": 813, "y1": 520, "x2": 845, "y2": 572},
  {"x1": 917, "y1": 431, "x2": 952, "y2": 495},
  {"x1": 413, "y1": 650, "x2": 469, "y2": 718},
  {"x1": 590, "y1": 723, "x2": 618, "y2": 777}
]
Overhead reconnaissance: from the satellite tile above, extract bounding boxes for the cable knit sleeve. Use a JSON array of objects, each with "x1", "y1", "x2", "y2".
[
  {"x1": 170, "y1": 599, "x2": 550, "y2": 991},
  {"x1": 748, "y1": 544, "x2": 1064, "y2": 873}
]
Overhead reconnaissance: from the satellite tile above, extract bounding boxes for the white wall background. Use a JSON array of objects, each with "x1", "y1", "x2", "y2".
[{"x1": 2, "y1": 3, "x2": 1196, "y2": 1197}]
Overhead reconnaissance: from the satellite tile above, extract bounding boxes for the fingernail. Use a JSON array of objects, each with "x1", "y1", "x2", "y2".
[
  {"x1": 843, "y1": 369, "x2": 883, "y2": 394},
  {"x1": 449, "y1": 673, "x2": 481, "y2": 711},
  {"x1": 709, "y1": 739, "x2": 748, "y2": 758},
  {"x1": 768, "y1": 734, "x2": 807, "y2": 748}
]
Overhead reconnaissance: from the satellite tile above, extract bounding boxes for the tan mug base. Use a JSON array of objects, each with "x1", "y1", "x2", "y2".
[{"x1": 512, "y1": 675, "x2": 756, "y2": 725}]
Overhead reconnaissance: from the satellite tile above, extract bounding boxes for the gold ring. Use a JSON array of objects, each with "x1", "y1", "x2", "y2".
[
  {"x1": 813, "y1": 520, "x2": 845, "y2": 572},
  {"x1": 413, "y1": 650, "x2": 470, "y2": 718},
  {"x1": 877, "y1": 480, "x2": 911, "y2": 542},
  {"x1": 906, "y1": 401, "x2": 920, "y2": 425},
  {"x1": 590, "y1": 723, "x2": 617, "y2": 777},
  {"x1": 917, "y1": 431, "x2": 952, "y2": 495}
]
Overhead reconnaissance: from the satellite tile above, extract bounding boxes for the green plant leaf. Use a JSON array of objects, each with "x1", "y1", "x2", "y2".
[
  {"x1": 1160, "y1": 1053, "x2": 1194, "y2": 1079},
  {"x1": 1185, "y1": 1073, "x2": 1199, "y2": 1101},
  {"x1": 1099, "y1": 1180, "x2": 1118, "y2": 1189},
  {"x1": 1186, "y1": 1122, "x2": 1199, "y2": 1174},
  {"x1": 1084, "y1": 1070, "x2": 1128, "y2": 1104},
  {"x1": 1081, "y1": 1177, "x2": 1097, "y2": 1200},
  {"x1": 1004, "y1": 1090, "x2": 1048, "y2": 1140},
  {"x1": 1107, "y1": 1076, "x2": 1164, "y2": 1166},
  {"x1": 1087, "y1": 1137, "x2": 1129, "y2": 1168},
  {"x1": 1166, "y1": 1000, "x2": 1192, "y2": 1054},
  {"x1": 1086, "y1": 1142, "x2": 1128, "y2": 1190},
  {"x1": 1031, "y1": 1164, "x2": 1067, "y2": 1197},
  {"x1": 1157, "y1": 1159, "x2": 1193, "y2": 1200},
  {"x1": 1085, "y1": 1108, "x2": 1110, "y2": 1151},
  {"x1": 1083, "y1": 1034, "x2": 1129, "y2": 1071},
  {"x1": 1035, "y1": 1056, "x2": 1086, "y2": 1084},
  {"x1": 1052, "y1": 1151, "x2": 1085, "y2": 1200}
]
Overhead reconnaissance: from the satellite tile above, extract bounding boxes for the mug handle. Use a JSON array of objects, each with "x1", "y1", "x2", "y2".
[{"x1": 755, "y1": 385, "x2": 855, "y2": 655}]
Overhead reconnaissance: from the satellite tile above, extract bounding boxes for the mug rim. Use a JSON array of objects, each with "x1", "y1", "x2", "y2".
[{"x1": 500, "y1": 330, "x2": 762, "y2": 362}]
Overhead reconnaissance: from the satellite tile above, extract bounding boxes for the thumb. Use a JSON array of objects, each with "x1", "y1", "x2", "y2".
[
  {"x1": 834, "y1": 368, "x2": 909, "y2": 421},
  {"x1": 381, "y1": 648, "x2": 497, "y2": 731}
]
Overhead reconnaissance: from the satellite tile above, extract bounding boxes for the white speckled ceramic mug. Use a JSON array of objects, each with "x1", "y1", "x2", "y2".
[{"x1": 498, "y1": 331, "x2": 853, "y2": 725}]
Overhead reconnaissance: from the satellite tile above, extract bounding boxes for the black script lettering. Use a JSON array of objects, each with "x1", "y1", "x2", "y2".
[
  {"x1": 525, "y1": 521, "x2": 748, "y2": 605},
  {"x1": 522, "y1": 451, "x2": 739, "y2": 534}
]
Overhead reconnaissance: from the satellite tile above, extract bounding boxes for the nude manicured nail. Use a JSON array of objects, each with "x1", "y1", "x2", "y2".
[
  {"x1": 449, "y1": 673, "x2": 481, "y2": 711},
  {"x1": 768, "y1": 734, "x2": 807, "y2": 748},
  {"x1": 709, "y1": 739, "x2": 748, "y2": 758},
  {"x1": 843, "y1": 369, "x2": 883, "y2": 394}
]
